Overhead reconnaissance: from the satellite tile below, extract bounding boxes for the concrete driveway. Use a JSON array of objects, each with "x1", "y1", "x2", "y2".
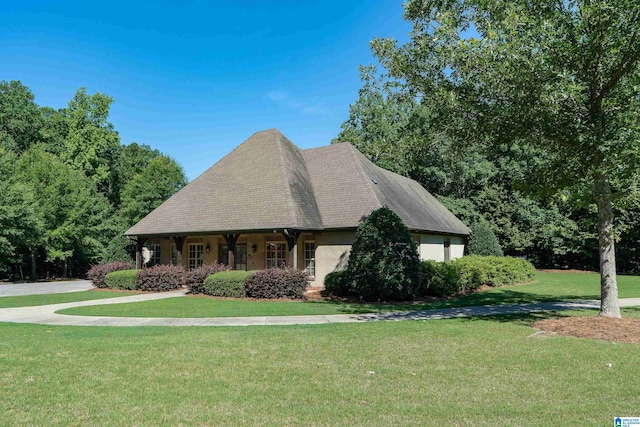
[{"x1": 0, "y1": 280, "x2": 94, "y2": 296}]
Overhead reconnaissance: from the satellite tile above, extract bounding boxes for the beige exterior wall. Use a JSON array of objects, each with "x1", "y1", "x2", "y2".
[
  {"x1": 313, "y1": 231, "x2": 356, "y2": 286},
  {"x1": 419, "y1": 234, "x2": 466, "y2": 262}
]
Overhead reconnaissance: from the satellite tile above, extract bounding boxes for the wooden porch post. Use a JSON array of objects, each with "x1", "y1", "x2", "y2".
[
  {"x1": 223, "y1": 234, "x2": 240, "y2": 270},
  {"x1": 135, "y1": 238, "x2": 146, "y2": 269},
  {"x1": 173, "y1": 236, "x2": 186, "y2": 266},
  {"x1": 282, "y1": 229, "x2": 301, "y2": 269}
]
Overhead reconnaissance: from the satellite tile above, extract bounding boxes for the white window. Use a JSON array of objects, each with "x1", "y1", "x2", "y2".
[
  {"x1": 266, "y1": 242, "x2": 287, "y2": 268},
  {"x1": 304, "y1": 241, "x2": 315, "y2": 277},
  {"x1": 188, "y1": 243, "x2": 203, "y2": 270},
  {"x1": 148, "y1": 243, "x2": 161, "y2": 266}
]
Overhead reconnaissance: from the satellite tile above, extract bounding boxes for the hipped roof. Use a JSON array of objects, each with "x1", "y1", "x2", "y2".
[{"x1": 125, "y1": 129, "x2": 470, "y2": 237}]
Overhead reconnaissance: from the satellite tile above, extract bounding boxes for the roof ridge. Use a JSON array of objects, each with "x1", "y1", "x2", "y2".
[
  {"x1": 346, "y1": 143, "x2": 383, "y2": 210},
  {"x1": 274, "y1": 133, "x2": 298, "y2": 227}
]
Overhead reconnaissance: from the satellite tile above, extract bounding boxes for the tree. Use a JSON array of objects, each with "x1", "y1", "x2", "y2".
[
  {"x1": 59, "y1": 88, "x2": 120, "y2": 196},
  {"x1": 370, "y1": 0, "x2": 640, "y2": 317},
  {"x1": 0, "y1": 80, "x2": 42, "y2": 153},
  {"x1": 120, "y1": 155, "x2": 187, "y2": 226},
  {"x1": 18, "y1": 147, "x2": 113, "y2": 278},
  {"x1": 110, "y1": 142, "x2": 162, "y2": 207},
  {"x1": 344, "y1": 206, "x2": 421, "y2": 301}
]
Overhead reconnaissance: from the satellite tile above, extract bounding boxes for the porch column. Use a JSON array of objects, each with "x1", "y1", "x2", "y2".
[
  {"x1": 282, "y1": 229, "x2": 301, "y2": 269},
  {"x1": 223, "y1": 234, "x2": 240, "y2": 269},
  {"x1": 135, "y1": 238, "x2": 146, "y2": 269},
  {"x1": 173, "y1": 236, "x2": 186, "y2": 266}
]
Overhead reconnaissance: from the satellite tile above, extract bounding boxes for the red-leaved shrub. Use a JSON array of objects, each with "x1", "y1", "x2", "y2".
[
  {"x1": 183, "y1": 263, "x2": 230, "y2": 294},
  {"x1": 87, "y1": 261, "x2": 134, "y2": 288},
  {"x1": 136, "y1": 264, "x2": 185, "y2": 292},
  {"x1": 245, "y1": 268, "x2": 309, "y2": 299}
]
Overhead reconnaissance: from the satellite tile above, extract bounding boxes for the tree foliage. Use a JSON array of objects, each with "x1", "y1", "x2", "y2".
[
  {"x1": 0, "y1": 80, "x2": 187, "y2": 279},
  {"x1": 341, "y1": 0, "x2": 640, "y2": 317},
  {"x1": 467, "y1": 222, "x2": 503, "y2": 257}
]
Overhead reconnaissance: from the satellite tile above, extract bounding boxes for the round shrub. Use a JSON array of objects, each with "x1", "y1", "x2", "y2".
[
  {"x1": 104, "y1": 269, "x2": 138, "y2": 290},
  {"x1": 467, "y1": 222, "x2": 503, "y2": 257},
  {"x1": 324, "y1": 270, "x2": 348, "y2": 296},
  {"x1": 344, "y1": 206, "x2": 422, "y2": 301},
  {"x1": 136, "y1": 264, "x2": 184, "y2": 292},
  {"x1": 203, "y1": 270, "x2": 252, "y2": 298},
  {"x1": 184, "y1": 263, "x2": 230, "y2": 294},
  {"x1": 245, "y1": 268, "x2": 309, "y2": 299},
  {"x1": 87, "y1": 261, "x2": 134, "y2": 288}
]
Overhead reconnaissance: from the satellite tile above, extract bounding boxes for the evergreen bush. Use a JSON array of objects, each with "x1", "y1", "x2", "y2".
[
  {"x1": 467, "y1": 222, "x2": 504, "y2": 256},
  {"x1": 184, "y1": 263, "x2": 229, "y2": 294},
  {"x1": 203, "y1": 270, "x2": 252, "y2": 298},
  {"x1": 87, "y1": 261, "x2": 134, "y2": 288},
  {"x1": 104, "y1": 269, "x2": 138, "y2": 290},
  {"x1": 344, "y1": 206, "x2": 422, "y2": 301},
  {"x1": 324, "y1": 270, "x2": 348, "y2": 296}
]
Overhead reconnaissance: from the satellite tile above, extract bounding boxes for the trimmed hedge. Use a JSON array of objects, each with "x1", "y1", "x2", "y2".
[
  {"x1": 184, "y1": 263, "x2": 229, "y2": 294},
  {"x1": 245, "y1": 268, "x2": 309, "y2": 299},
  {"x1": 324, "y1": 270, "x2": 347, "y2": 296},
  {"x1": 136, "y1": 264, "x2": 185, "y2": 292},
  {"x1": 87, "y1": 261, "x2": 134, "y2": 288},
  {"x1": 203, "y1": 271, "x2": 252, "y2": 298},
  {"x1": 421, "y1": 255, "x2": 536, "y2": 298},
  {"x1": 104, "y1": 269, "x2": 138, "y2": 290}
]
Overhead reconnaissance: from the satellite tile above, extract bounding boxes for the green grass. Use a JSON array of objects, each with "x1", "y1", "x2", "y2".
[
  {"x1": 58, "y1": 271, "x2": 640, "y2": 318},
  {"x1": 0, "y1": 317, "x2": 639, "y2": 426},
  {"x1": 0, "y1": 290, "x2": 136, "y2": 308}
]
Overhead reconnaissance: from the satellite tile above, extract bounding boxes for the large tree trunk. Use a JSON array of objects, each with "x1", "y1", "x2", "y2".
[{"x1": 595, "y1": 173, "x2": 621, "y2": 318}]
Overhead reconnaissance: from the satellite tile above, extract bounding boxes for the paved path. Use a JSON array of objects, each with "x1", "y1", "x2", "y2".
[
  {"x1": 1, "y1": 289, "x2": 639, "y2": 327},
  {"x1": 0, "y1": 280, "x2": 93, "y2": 296}
]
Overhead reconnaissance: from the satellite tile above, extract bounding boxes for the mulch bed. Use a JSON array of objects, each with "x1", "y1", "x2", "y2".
[{"x1": 533, "y1": 316, "x2": 640, "y2": 344}]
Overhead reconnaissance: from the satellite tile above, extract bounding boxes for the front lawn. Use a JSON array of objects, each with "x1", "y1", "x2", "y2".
[
  {"x1": 57, "y1": 271, "x2": 640, "y2": 318},
  {"x1": 0, "y1": 290, "x2": 136, "y2": 308},
  {"x1": 0, "y1": 317, "x2": 638, "y2": 426}
]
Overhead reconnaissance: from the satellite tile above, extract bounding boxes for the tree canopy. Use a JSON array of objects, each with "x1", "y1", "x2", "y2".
[
  {"x1": 338, "y1": 0, "x2": 640, "y2": 317},
  {"x1": 0, "y1": 81, "x2": 187, "y2": 279}
]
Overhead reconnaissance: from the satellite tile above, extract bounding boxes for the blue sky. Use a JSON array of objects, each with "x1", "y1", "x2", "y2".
[{"x1": 1, "y1": 1, "x2": 412, "y2": 180}]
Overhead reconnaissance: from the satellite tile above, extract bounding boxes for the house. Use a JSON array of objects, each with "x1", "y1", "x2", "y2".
[{"x1": 125, "y1": 129, "x2": 470, "y2": 285}]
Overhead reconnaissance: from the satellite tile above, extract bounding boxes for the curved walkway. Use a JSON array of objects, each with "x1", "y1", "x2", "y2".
[
  {"x1": 1, "y1": 290, "x2": 639, "y2": 327},
  {"x1": 0, "y1": 280, "x2": 93, "y2": 296}
]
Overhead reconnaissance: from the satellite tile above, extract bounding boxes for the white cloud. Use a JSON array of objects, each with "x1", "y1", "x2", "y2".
[{"x1": 267, "y1": 90, "x2": 329, "y2": 116}]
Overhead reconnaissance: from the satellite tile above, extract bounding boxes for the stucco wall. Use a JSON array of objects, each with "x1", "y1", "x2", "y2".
[{"x1": 313, "y1": 231, "x2": 356, "y2": 286}]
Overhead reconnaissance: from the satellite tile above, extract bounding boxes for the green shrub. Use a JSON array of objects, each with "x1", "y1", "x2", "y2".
[
  {"x1": 136, "y1": 264, "x2": 184, "y2": 292},
  {"x1": 245, "y1": 268, "x2": 309, "y2": 299},
  {"x1": 467, "y1": 222, "x2": 503, "y2": 256},
  {"x1": 102, "y1": 234, "x2": 136, "y2": 263},
  {"x1": 343, "y1": 206, "x2": 422, "y2": 301},
  {"x1": 324, "y1": 270, "x2": 348, "y2": 296},
  {"x1": 184, "y1": 263, "x2": 229, "y2": 294},
  {"x1": 87, "y1": 261, "x2": 134, "y2": 288},
  {"x1": 105, "y1": 269, "x2": 138, "y2": 290},
  {"x1": 203, "y1": 270, "x2": 252, "y2": 298},
  {"x1": 454, "y1": 255, "x2": 535, "y2": 288},
  {"x1": 420, "y1": 255, "x2": 536, "y2": 298},
  {"x1": 420, "y1": 260, "x2": 461, "y2": 297}
]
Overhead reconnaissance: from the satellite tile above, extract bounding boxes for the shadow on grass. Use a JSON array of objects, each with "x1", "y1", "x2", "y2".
[{"x1": 307, "y1": 289, "x2": 600, "y2": 315}]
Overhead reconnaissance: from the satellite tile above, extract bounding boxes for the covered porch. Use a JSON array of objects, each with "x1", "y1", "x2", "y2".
[{"x1": 133, "y1": 229, "x2": 317, "y2": 278}]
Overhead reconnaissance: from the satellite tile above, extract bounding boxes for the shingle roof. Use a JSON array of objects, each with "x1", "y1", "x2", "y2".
[{"x1": 125, "y1": 129, "x2": 470, "y2": 237}]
